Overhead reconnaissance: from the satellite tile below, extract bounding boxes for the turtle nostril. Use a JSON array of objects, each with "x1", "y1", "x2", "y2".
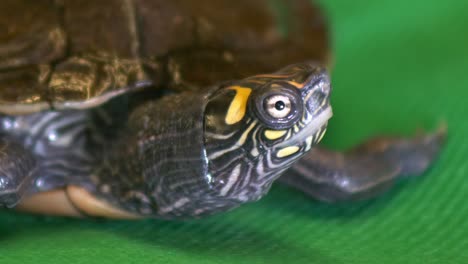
[
  {"x1": 304, "y1": 67, "x2": 331, "y2": 97},
  {"x1": 321, "y1": 81, "x2": 331, "y2": 96},
  {"x1": 316, "y1": 72, "x2": 331, "y2": 96},
  {"x1": 306, "y1": 90, "x2": 327, "y2": 112}
]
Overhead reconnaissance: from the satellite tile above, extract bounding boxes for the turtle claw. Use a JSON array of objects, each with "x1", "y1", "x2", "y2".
[
  {"x1": 279, "y1": 126, "x2": 446, "y2": 202},
  {"x1": 0, "y1": 176, "x2": 22, "y2": 207},
  {"x1": 0, "y1": 139, "x2": 36, "y2": 207},
  {"x1": 398, "y1": 124, "x2": 446, "y2": 176}
]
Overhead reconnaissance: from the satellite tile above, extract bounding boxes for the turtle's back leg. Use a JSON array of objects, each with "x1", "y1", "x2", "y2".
[
  {"x1": 279, "y1": 128, "x2": 446, "y2": 202},
  {"x1": 0, "y1": 138, "x2": 36, "y2": 207}
]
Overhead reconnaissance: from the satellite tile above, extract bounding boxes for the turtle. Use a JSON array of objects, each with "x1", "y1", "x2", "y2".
[{"x1": 0, "y1": 0, "x2": 444, "y2": 219}]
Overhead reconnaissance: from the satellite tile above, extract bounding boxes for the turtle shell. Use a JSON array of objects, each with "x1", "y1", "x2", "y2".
[{"x1": 0, "y1": 0, "x2": 329, "y2": 115}]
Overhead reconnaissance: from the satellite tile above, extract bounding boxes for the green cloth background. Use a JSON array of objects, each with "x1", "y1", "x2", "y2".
[{"x1": 1, "y1": 0, "x2": 467, "y2": 263}]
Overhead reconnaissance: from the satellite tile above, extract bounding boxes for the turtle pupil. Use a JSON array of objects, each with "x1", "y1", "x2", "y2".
[{"x1": 275, "y1": 101, "x2": 286, "y2": 111}]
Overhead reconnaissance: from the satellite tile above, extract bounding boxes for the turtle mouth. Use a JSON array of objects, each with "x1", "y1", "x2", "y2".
[{"x1": 275, "y1": 106, "x2": 333, "y2": 149}]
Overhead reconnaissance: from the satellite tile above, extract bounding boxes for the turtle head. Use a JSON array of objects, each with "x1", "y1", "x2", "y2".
[{"x1": 204, "y1": 62, "x2": 332, "y2": 202}]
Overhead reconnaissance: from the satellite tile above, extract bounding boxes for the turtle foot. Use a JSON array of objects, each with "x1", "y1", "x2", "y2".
[
  {"x1": 348, "y1": 124, "x2": 447, "y2": 177},
  {"x1": 279, "y1": 125, "x2": 446, "y2": 202}
]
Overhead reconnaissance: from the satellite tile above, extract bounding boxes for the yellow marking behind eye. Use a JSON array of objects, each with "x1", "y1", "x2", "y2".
[
  {"x1": 225, "y1": 86, "x2": 252, "y2": 125},
  {"x1": 264, "y1": 130, "x2": 287, "y2": 140},
  {"x1": 276, "y1": 146, "x2": 300, "y2": 158}
]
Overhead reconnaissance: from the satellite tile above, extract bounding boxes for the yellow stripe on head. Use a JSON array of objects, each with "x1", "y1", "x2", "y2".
[
  {"x1": 264, "y1": 130, "x2": 287, "y2": 140},
  {"x1": 288, "y1": 81, "x2": 306, "y2": 89},
  {"x1": 225, "y1": 86, "x2": 252, "y2": 125},
  {"x1": 317, "y1": 128, "x2": 327, "y2": 142},
  {"x1": 276, "y1": 146, "x2": 300, "y2": 158}
]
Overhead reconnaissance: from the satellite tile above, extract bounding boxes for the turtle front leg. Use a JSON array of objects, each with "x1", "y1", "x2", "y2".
[
  {"x1": 0, "y1": 138, "x2": 36, "y2": 207},
  {"x1": 279, "y1": 128, "x2": 446, "y2": 202}
]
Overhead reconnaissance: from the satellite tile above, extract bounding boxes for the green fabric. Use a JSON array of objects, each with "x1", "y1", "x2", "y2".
[{"x1": 1, "y1": 0, "x2": 467, "y2": 263}]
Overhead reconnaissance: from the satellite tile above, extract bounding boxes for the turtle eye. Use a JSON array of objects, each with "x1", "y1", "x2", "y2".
[
  {"x1": 265, "y1": 95, "x2": 292, "y2": 119},
  {"x1": 250, "y1": 82, "x2": 303, "y2": 129}
]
